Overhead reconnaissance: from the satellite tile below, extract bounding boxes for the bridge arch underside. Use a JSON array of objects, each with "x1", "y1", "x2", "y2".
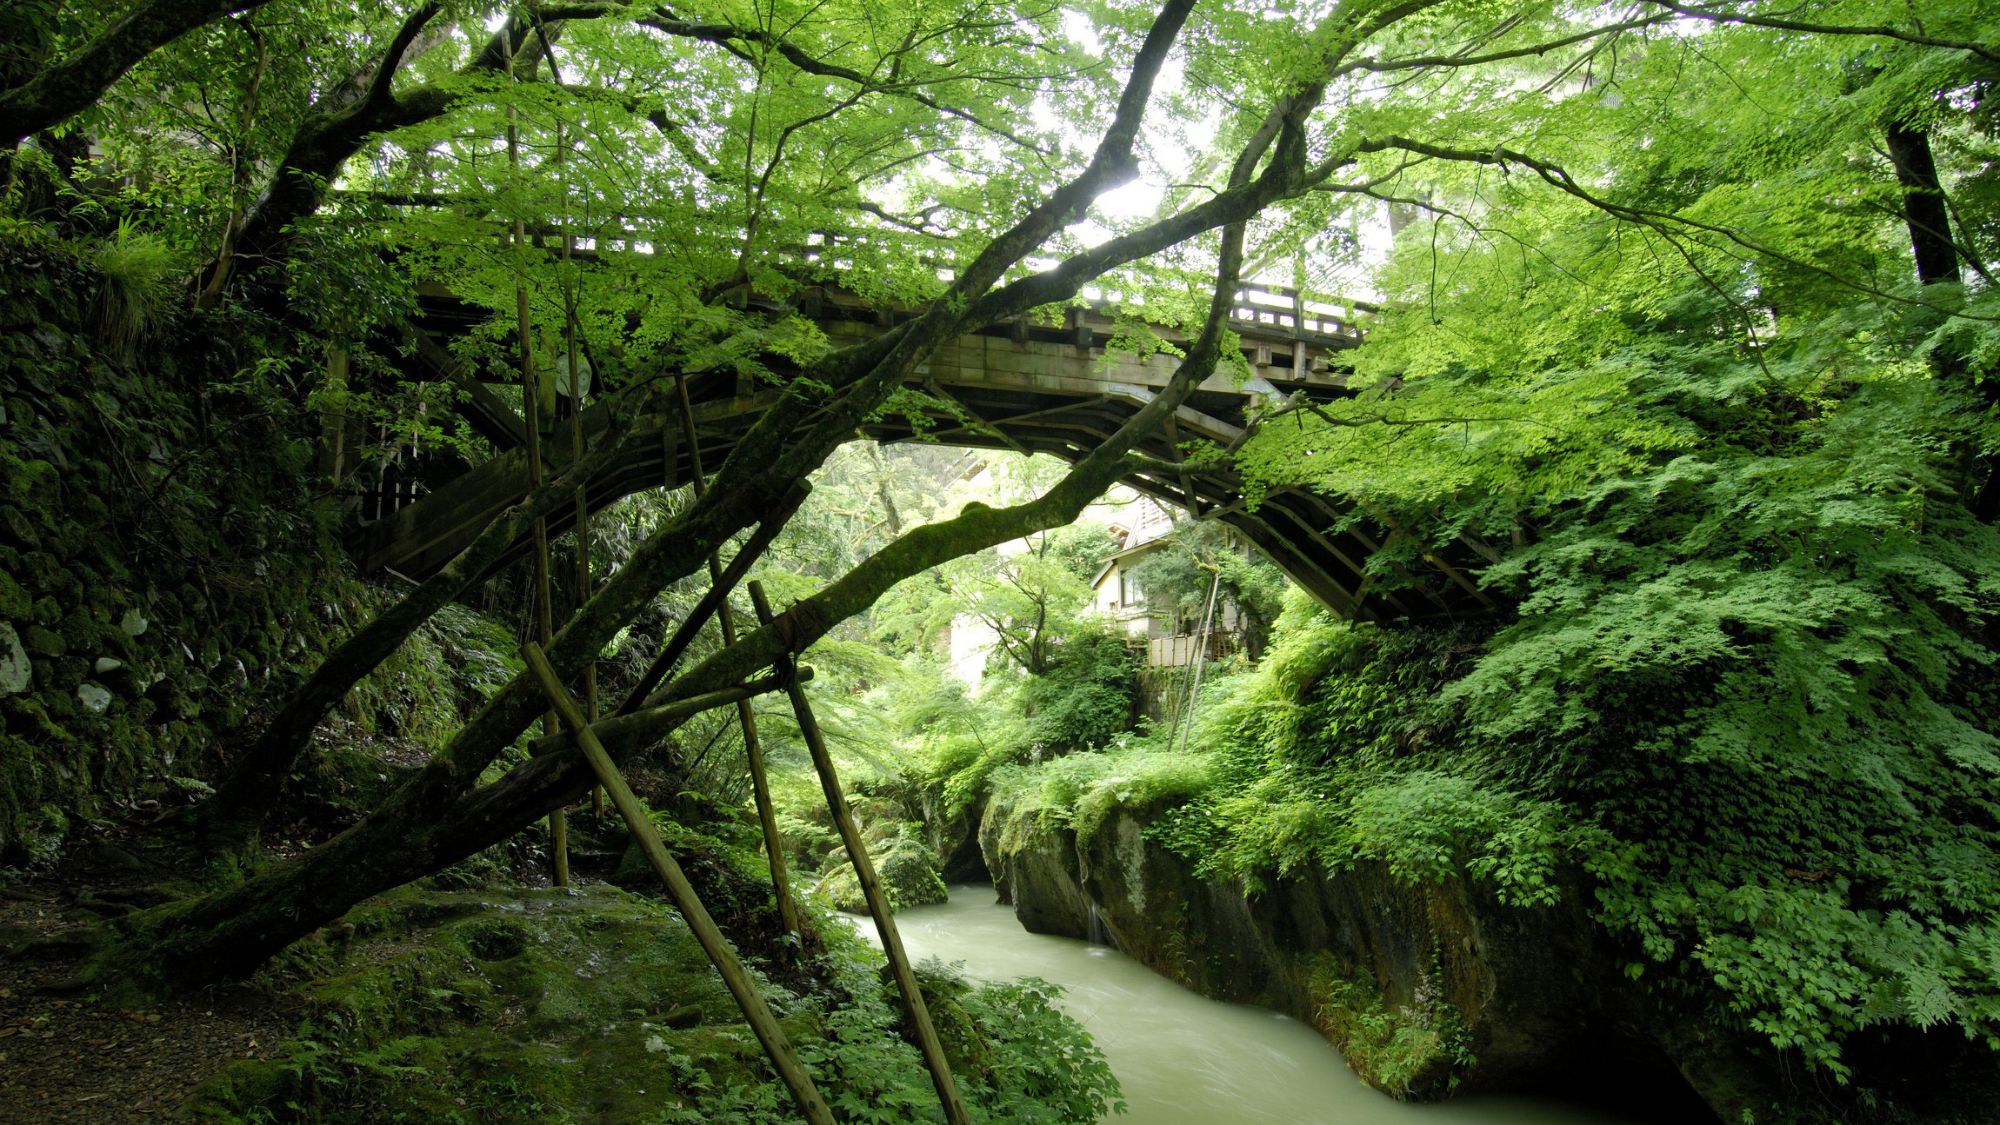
[{"x1": 353, "y1": 304, "x2": 1494, "y2": 623}]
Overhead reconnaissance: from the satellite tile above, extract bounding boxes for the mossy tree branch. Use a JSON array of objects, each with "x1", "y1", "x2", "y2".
[
  {"x1": 0, "y1": 0, "x2": 279, "y2": 146},
  {"x1": 233, "y1": 3, "x2": 621, "y2": 272}
]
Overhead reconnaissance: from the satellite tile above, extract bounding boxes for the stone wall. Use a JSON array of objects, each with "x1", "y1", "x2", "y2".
[{"x1": 0, "y1": 240, "x2": 366, "y2": 861}]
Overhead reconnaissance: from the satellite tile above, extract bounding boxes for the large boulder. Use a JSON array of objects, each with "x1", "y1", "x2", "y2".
[
  {"x1": 811, "y1": 835, "x2": 947, "y2": 914},
  {"x1": 980, "y1": 793, "x2": 1725, "y2": 1114}
]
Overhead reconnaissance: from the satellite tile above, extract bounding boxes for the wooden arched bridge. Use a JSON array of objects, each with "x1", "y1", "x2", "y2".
[{"x1": 350, "y1": 284, "x2": 1495, "y2": 622}]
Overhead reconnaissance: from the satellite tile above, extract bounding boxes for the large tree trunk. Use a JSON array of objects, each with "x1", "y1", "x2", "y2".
[
  {"x1": 0, "y1": 0, "x2": 278, "y2": 147},
  {"x1": 134, "y1": 671, "x2": 796, "y2": 974},
  {"x1": 1883, "y1": 120, "x2": 1959, "y2": 286},
  {"x1": 195, "y1": 417, "x2": 633, "y2": 838}
]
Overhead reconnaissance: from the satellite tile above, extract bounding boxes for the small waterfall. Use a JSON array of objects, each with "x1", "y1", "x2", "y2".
[{"x1": 1085, "y1": 903, "x2": 1112, "y2": 947}]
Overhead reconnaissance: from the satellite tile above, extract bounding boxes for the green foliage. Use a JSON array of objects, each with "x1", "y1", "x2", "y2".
[
  {"x1": 192, "y1": 883, "x2": 1118, "y2": 1124},
  {"x1": 876, "y1": 522, "x2": 1117, "y2": 679},
  {"x1": 17, "y1": 1, "x2": 2000, "y2": 1109},
  {"x1": 348, "y1": 603, "x2": 521, "y2": 751},
  {"x1": 1442, "y1": 347, "x2": 2000, "y2": 1072},
  {"x1": 1019, "y1": 623, "x2": 1139, "y2": 753},
  {"x1": 1219, "y1": 11, "x2": 2000, "y2": 1084},
  {"x1": 1308, "y1": 957, "x2": 1475, "y2": 1101},
  {"x1": 647, "y1": 953, "x2": 1119, "y2": 1125},
  {"x1": 883, "y1": 658, "x2": 1027, "y2": 817},
  {"x1": 987, "y1": 734, "x2": 1211, "y2": 849},
  {"x1": 90, "y1": 219, "x2": 182, "y2": 360}
]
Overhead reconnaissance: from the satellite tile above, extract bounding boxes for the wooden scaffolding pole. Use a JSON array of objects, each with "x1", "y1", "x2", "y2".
[
  {"x1": 673, "y1": 373, "x2": 800, "y2": 937},
  {"x1": 1175, "y1": 570, "x2": 1222, "y2": 758},
  {"x1": 521, "y1": 644, "x2": 834, "y2": 1125},
  {"x1": 748, "y1": 581, "x2": 972, "y2": 1125},
  {"x1": 504, "y1": 45, "x2": 565, "y2": 886},
  {"x1": 560, "y1": 165, "x2": 602, "y2": 816}
]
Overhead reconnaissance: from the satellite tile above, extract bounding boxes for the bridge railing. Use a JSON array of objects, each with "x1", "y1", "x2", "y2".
[
  {"x1": 358, "y1": 196, "x2": 1379, "y2": 341},
  {"x1": 1228, "y1": 284, "x2": 1373, "y2": 343},
  {"x1": 391, "y1": 205, "x2": 1376, "y2": 347},
  {"x1": 799, "y1": 232, "x2": 1374, "y2": 344}
]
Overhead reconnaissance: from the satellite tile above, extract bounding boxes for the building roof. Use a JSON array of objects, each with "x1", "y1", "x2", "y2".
[{"x1": 1090, "y1": 538, "x2": 1168, "y2": 590}]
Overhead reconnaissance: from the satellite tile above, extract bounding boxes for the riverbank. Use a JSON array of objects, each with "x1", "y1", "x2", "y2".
[
  {"x1": 877, "y1": 885, "x2": 1678, "y2": 1124},
  {"x1": 975, "y1": 784, "x2": 1736, "y2": 1119}
]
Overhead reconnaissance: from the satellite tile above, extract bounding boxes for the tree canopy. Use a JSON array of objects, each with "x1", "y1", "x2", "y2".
[{"x1": 4, "y1": 0, "x2": 1999, "y2": 1116}]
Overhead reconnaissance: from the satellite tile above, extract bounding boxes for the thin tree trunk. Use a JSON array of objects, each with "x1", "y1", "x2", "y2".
[
  {"x1": 561, "y1": 197, "x2": 602, "y2": 815},
  {"x1": 195, "y1": 16, "x2": 267, "y2": 309},
  {"x1": 673, "y1": 371, "x2": 800, "y2": 937},
  {"x1": 507, "y1": 54, "x2": 566, "y2": 886}
]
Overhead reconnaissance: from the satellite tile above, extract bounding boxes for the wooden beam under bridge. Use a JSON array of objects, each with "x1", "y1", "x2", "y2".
[{"x1": 355, "y1": 287, "x2": 1493, "y2": 622}]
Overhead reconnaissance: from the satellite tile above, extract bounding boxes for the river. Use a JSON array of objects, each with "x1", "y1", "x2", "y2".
[{"x1": 861, "y1": 885, "x2": 1676, "y2": 1125}]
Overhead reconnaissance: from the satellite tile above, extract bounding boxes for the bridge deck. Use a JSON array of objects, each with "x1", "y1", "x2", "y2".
[{"x1": 354, "y1": 284, "x2": 1493, "y2": 622}]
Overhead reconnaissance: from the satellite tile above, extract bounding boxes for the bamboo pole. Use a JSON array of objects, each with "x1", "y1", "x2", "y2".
[
  {"x1": 673, "y1": 374, "x2": 800, "y2": 937},
  {"x1": 504, "y1": 32, "x2": 565, "y2": 886},
  {"x1": 500, "y1": 57, "x2": 564, "y2": 884},
  {"x1": 1175, "y1": 570, "x2": 1221, "y2": 758},
  {"x1": 521, "y1": 644, "x2": 834, "y2": 1125},
  {"x1": 749, "y1": 581, "x2": 971, "y2": 1125},
  {"x1": 561, "y1": 213, "x2": 601, "y2": 816}
]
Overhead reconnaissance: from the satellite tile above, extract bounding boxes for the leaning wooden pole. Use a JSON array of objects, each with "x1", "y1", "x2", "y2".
[
  {"x1": 506, "y1": 39, "x2": 565, "y2": 885},
  {"x1": 521, "y1": 644, "x2": 834, "y2": 1125},
  {"x1": 674, "y1": 373, "x2": 800, "y2": 937},
  {"x1": 560, "y1": 229, "x2": 601, "y2": 815},
  {"x1": 1175, "y1": 570, "x2": 1222, "y2": 758},
  {"x1": 749, "y1": 581, "x2": 972, "y2": 1125}
]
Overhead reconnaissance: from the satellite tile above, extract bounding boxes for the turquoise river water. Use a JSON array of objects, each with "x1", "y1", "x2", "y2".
[{"x1": 859, "y1": 885, "x2": 1682, "y2": 1125}]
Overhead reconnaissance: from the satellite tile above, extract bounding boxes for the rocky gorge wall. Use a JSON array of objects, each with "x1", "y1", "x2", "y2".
[
  {"x1": 977, "y1": 788, "x2": 1790, "y2": 1120},
  {"x1": 0, "y1": 244, "x2": 352, "y2": 861}
]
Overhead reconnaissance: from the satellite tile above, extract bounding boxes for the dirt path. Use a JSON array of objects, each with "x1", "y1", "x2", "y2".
[{"x1": 0, "y1": 876, "x2": 297, "y2": 1122}]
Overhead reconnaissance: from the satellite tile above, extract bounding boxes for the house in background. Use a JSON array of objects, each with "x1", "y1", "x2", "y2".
[
  {"x1": 934, "y1": 469, "x2": 1258, "y2": 685},
  {"x1": 1088, "y1": 498, "x2": 1246, "y2": 668}
]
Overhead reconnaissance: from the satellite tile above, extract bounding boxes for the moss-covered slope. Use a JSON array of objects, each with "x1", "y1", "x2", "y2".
[{"x1": 187, "y1": 882, "x2": 1120, "y2": 1124}]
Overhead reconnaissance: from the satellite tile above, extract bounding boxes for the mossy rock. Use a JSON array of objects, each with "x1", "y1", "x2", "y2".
[
  {"x1": 184, "y1": 881, "x2": 1120, "y2": 1124},
  {"x1": 811, "y1": 836, "x2": 947, "y2": 914},
  {"x1": 187, "y1": 885, "x2": 762, "y2": 1124},
  {"x1": 1309, "y1": 962, "x2": 1473, "y2": 1100},
  {"x1": 0, "y1": 570, "x2": 28, "y2": 619}
]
